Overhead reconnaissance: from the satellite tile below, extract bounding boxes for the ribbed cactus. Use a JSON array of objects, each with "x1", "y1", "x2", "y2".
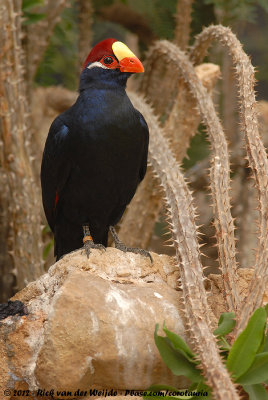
[
  {"x1": 145, "y1": 40, "x2": 241, "y2": 314},
  {"x1": 128, "y1": 25, "x2": 266, "y2": 399},
  {"x1": 0, "y1": 0, "x2": 44, "y2": 295},
  {"x1": 120, "y1": 63, "x2": 220, "y2": 249},
  {"x1": 174, "y1": 0, "x2": 194, "y2": 50},
  {"x1": 190, "y1": 25, "x2": 268, "y2": 335},
  {"x1": 1, "y1": 6, "x2": 265, "y2": 396},
  {"x1": 129, "y1": 92, "x2": 239, "y2": 400}
]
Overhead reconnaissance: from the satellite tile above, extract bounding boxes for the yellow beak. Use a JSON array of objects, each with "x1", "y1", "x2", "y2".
[{"x1": 112, "y1": 41, "x2": 144, "y2": 73}]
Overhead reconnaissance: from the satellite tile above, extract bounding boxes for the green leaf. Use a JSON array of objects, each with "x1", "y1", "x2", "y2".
[
  {"x1": 265, "y1": 304, "x2": 268, "y2": 316},
  {"x1": 216, "y1": 336, "x2": 231, "y2": 352},
  {"x1": 257, "y1": 0, "x2": 268, "y2": 13},
  {"x1": 163, "y1": 322, "x2": 195, "y2": 360},
  {"x1": 263, "y1": 332, "x2": 268, "y2": 353},
  {"x1": 237, "y1": 353, "x2": 268, "y2": 384},
  {"x1": 195, "y1": 382, "x2": 212, "y2": 400},
  {"x1": 22, "y1": 0, "x2": 44, "y2": 11},
  {"x1": 42, "y1": 225, "x2": 51, "y2": 234},
  {"x1": 43, "y1": 240, "x2": 54, "y2": 260},
  {"x1": 154, "y1": 325, "x2": 201, "y2": 382},
  {"x1": 226, "y1": 307, "x2": 267, "y2": 379},
  {"x1": 243, "y1": 384, "x2": 268, "y2": 400},
  {"x1": 213, "y1": 312, "x2": 236, "y2": 337},
  {"x1": 23, "y1": 12, "x2": 46, "y2": 25},
  {"x1": 258, "y1": 326, "x2": 268, "y2": 354}
]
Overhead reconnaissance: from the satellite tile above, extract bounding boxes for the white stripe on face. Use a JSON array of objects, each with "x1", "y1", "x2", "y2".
[{"x1": 87, "y1": 61, "x2": 109, "y2": 70}]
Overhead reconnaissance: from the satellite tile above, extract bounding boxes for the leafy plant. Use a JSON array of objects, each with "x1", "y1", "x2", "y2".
[
  {"x1": 145, "y1": 307, "x2": 268, "y2": 399},
  {"x1": 22, "y1": 0, "x2": 46, "y2": 25},
  {"x1": 35, "y1": 3, "x2": 79, "y2": 90},
  {"x1": 204, "y1": 0, "x2": 268, "y2": 24},
  {"x1": 42, "y1": 225, "x2": 54, "y2": 260}
]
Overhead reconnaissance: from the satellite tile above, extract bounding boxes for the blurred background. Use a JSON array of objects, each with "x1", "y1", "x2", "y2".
[
  {"x1": 33, "y1": 1, "x2": 268, "y2": 97},
  {"x1": 1, "y1": 0, "x2": 268, "y2": 301}
]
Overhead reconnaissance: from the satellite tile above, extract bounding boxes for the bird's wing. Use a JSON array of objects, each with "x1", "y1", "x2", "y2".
[
  {"x1": 41, "y1": 116, "x2": 71, "y2": 232},
  {"x1": 137, "y1": 111, "x2": 149, "y2": 182}
]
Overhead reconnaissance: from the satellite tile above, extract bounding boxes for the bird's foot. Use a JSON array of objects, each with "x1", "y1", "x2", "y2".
[
  {"x1": 109, "y1": 226, "x2": 153, "y2": 263},
  {"x1": 83, "y1": 225, "x2": 106, "y2": 258},
  {"x1": 83, "y1": 239, "x2": 106, "y2": 258},
  {"x1": 116, "y1": 242, "x2": 153, "y2": 263}
]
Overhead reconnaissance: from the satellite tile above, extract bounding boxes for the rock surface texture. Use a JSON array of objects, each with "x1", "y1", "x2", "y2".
[
  {"x1": 1, "y1": 249, "x2": 268, "y2": 400},
  {"x1": 0, "y1": 248, "x2": 187, "y2": 399}
]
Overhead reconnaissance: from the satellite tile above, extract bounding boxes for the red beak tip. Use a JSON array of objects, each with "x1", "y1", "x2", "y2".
[{"x1": 119, "y1": 57, "x2": 144, "y2": 73}]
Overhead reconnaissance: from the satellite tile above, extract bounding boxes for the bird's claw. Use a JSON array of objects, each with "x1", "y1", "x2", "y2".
[
  {"x1": 109, "y1": 226, "x2": 153, "y2": 263},
  {"x1": 83, "y1": 240, "x2": 106, "y2": 258},
  {"x1": 115, "y1": 242, "x2": 153, "y2": 263},
  {"x1": 82, "y1": 224, "x2": 106, "y2": 258}
]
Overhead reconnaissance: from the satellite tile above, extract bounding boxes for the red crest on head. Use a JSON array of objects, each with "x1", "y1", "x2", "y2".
[{"x1": 83, "y1": 38, "x2": 118, "y2": 69}]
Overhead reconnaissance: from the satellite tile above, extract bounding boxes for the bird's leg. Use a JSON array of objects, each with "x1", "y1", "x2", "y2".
[
  {"x1": 83, "y1": 224, "x2": 106, "y2": 258},
  {"x1": 109, "y1": 226, "x2": 153, "y2": 263}
]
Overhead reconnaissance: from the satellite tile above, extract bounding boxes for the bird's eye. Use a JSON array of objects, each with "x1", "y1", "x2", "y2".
[{"x1": 103, "y1": 57, "x2": 113, "y2": 65}]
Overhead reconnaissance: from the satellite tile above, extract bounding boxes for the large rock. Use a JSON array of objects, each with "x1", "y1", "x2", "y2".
[
  {"x1": 2, "y1": 248, "x2": 267, "y2": 399},
  {"x1": 0, "y1": 248, "x2": 188, "y2": 398}
]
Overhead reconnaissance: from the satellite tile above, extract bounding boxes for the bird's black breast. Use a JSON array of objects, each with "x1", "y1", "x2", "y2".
[{"x1": 60, "y1": 87, "x2": 147, "y2": 226}]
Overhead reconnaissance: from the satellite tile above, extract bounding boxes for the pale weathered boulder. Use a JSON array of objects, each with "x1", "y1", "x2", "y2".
[
  {"x1": 0, "y1": 248, "x2": 188, "y2": 398},
  {"x1": 1, "y1": 248, "x2": 266, "y2": 400}
]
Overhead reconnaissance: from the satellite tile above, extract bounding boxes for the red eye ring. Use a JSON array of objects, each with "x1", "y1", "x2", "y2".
[{"x1": 99, "y1": 55, "x2": 119, "y2": 69}]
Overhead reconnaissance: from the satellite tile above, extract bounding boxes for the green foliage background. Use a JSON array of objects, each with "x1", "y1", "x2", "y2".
[{"x1": 151, "y1": 307, "x2": 268, "y2": 399}]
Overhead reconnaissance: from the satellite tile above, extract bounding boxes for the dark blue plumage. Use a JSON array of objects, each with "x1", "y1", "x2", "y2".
[{"x1": 41, "y1": 58, "x2": 149, "y2": 260}]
